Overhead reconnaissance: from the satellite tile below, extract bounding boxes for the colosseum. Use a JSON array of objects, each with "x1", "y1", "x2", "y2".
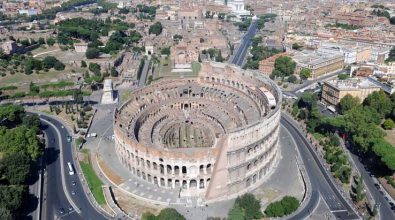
[{"x1": 114, "y1": 62, "x2": 282, "y2": 201}]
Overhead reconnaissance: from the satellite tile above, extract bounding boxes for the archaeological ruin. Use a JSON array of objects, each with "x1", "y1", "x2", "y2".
[{"x1": 113, "y1": 62, "x2": 282, "y2": 201}]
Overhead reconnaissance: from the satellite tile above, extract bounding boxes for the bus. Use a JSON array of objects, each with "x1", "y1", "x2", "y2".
[{"x1": 67, "y1": 162, "x2": 75, "y2": 175}]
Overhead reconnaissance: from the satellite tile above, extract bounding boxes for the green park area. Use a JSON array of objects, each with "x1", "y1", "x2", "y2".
[{"x1": 79, "y1": 150, "x2": 106, "y2": 205}]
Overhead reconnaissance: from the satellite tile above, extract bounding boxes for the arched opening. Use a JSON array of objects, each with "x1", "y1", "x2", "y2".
[
  {"x1": 142, "y1": 172, "x2": 146, "y2": 180},
  {"x1": 199, "y1": 165, "x2": 204, "y2": 174},
  {"x1": 146, "y1": 160, "x2": 151, "y2": 168},
  {"x1": 247, "y1": 163, "x2": 251, "y2": 170},
  {"x1": 199, "y1": 179, "x2": 204, "y2": 189},
  {"x1": 190, "y1": 179, "x2": 197, "y2": 188},
  {"x1": 153, "y1": 162, "x2": 158, "y2": 170},
  {"x1": 147, "y1": 174, "x2": 152, "y2": 182},
  {"x1": 246, "y1": 178, "x2": 251, "y2": 187},
  {"x1": 160, "y1": 164, "x2": 164, "y2": 174},
  {"x1": 167, "y1": 179, "x2": 172, "y2": 188},
  {"x1": 154, "y1": 176, "x2": 158, "y2": 185},
  {"x1": 206, "y1": 164, "x2": 211, "y2": 173},
  {"x1": 175, "y1": 179, "x2": 180, "y2": 188},
  {"x1": 167, "y1": 165, "x2": 172, "y2": 174},
  {"x1": 253, "y1": 174, "x2": 257, "y2": 183},
  {"x1": 160, "y1": 178, "x2": 165, "y2": 186},
  {"x1": 182, "y1": 180, "x2": 187, "y2": 189},
  {"x1": 174, "y1": 166, "x2": 180, "y2": 175},
  {"x1": 182, "y1": 166, "x2": 187, "y2": 174}
]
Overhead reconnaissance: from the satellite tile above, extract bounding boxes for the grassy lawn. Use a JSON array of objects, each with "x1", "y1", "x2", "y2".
[
  {"x1": 192, "y1": 62, "x2": 201, "y2": 75},
  {"x1": 0, "y1": 71, "x2": 63, "y2": 87},
  {"x1": 80, "y1": 161, "x2": 106, "y2": 205},
  {"x1": 79, "y1": 149, "x2": 105, "y2": 205}
]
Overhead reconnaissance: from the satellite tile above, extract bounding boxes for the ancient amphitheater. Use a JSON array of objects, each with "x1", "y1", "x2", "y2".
[{"x1": 114, "y1": 62, "x2": 282, "y2": 201}]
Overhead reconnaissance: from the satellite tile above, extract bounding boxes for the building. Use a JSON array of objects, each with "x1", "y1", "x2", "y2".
[
  {"x1": 74, "y1": 43, "x2": 88, "y2": 53},
  {"x1": 101, "y1": 79, "x2": 117, "y2": 104},
  {"x1": 215, "y1": 0, "x2": 249, "y2": 15},
  {"x1": 113, "y1": 62, "x2": 282, "y2": 201},
  {"x1": 258, "y1": 53, "x2": 287, "y2": 75},
  {"x1": 321, "y1": 77, "x2": 380, "y2": 107},
  {"x1": 1, "y1": 41, "x2": 22, "y2": 55},
  {"x1": 293, "y1": 51, "x2": 344, "y2": 79},
  {"x1": 18, "y1": 8, "x2": 38, "y2": 16}
]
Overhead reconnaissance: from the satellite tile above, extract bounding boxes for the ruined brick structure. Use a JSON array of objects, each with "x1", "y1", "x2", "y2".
[{"x1": 114, "y1": 62, "x2": 282, "y2": 201}]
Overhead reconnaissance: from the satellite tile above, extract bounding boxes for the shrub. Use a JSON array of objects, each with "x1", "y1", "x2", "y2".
[{"x1": 382, "y1": 119, "x2": 395, "y2": 130}]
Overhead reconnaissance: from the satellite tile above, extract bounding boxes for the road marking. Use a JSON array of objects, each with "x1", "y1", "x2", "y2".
[
  {"x1": 330, "y1": 209, "x2": 348, "y2": 213},
  {"x1": 41, "y1": 118, "x2": 81, "y2": 214}
]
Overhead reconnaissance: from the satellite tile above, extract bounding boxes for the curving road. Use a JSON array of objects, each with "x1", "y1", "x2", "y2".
[
  {"x1": 39, "y1": 114, "x2": 108, "y2": 220},
  {"x1": 281, "y1": 114, "x2": 359, "y2": 219}
]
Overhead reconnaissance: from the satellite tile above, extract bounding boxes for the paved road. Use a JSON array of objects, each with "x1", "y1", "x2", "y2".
[
  {"x1": 39, "y1": 115, "x2": 108, "y2": 220},
  {"x1": 349, "y1": 151, "x2": 395, "y2": 219},
  {"x1": 138, "y1": 60, "x2": 149, "y2": 87},
  {"x1": 281, "y1": 114, "x2": 359, "y2": 220},
  {"x1": 230, "y1": 19, "x2": 257, "y2": 66}
]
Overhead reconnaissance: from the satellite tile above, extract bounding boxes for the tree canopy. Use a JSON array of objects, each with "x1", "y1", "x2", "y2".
[
  {"x1": 264, "y1": 196, "x2": 299, "y2": 217},
  {"x1": 271, "y1": 56, "x2": 296, "y2": 78},
  {"x1": 339, "y1": 94, "x2": 360, "y2": 114},
  {"x1": 149, "y1": 22, "x2": 163, "y2": 36}
]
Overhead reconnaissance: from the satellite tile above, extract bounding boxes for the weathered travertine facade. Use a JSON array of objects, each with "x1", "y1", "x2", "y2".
[{"x1": 114, "y1": 62, "x2": 282, "y2": 201}]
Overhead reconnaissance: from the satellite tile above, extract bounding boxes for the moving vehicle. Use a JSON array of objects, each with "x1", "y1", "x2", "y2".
[{"x1": 67, "y1": 162, "x2": 75, "y2": 175}]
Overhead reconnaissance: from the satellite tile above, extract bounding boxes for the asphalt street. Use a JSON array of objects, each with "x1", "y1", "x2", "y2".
[
  {"x1": 350, "y1": 152, "x2": 395, "y2": 219},
  {"x1": 230, "y1": 19, "x2": 257, "y2": 66},
  {"x1": 39, "y1": 115, "x2": 108, "y2": 220},
  {"x1": 281, "y1": 114, "x2": 359, "y2": 220}
]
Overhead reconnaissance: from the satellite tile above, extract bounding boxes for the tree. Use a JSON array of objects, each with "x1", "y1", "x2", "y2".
[
  {"x1": 149, "y1": 22, "x2": 163, "y2": 36},
  {"x1": 0, "y1": 185, "x2": 24, "y2": 211},
  {"x1": 287, "y1": 75, "x2": 297, "y2": 83},
  {"x1": 339, "y1": 94, "x2": 360, "y2": 114},
  {"x1": 0, "y1": 207, "x2": 12, "y2": 220},
  {"x1": 89, "y1": 62, "x2": 101, "y2": 75},
  {"x1": 363, "y1": 90, "x2": 392, "y2": 118},
  {"x1": 352, "y1": 175, "x2": 365, "y2": 202},
  {"x1": 382, "y1": 119, "x2": 395, "y2": 130},
  {"x1": 29, "y1": 82, "x2": 40, "y2": 94},
  {"x1": 292, "y1": 43, "x2": 302, "y2": 50},
  {"x1": 43, "y1": 56, "x2": 58, "y2": 69},
  {"x1": 81, "y1": 60, "x2": 87, "y2": 68},
  {"x1": 156, "y1": 208, "x2": 185, "y2": 220},
  {"x1": 272, "y1": 56, "x2": 296, "y2": 77},
  {"x1": 390, "y1": 16, "x2": 395, "y2": 25},
  {"x1": 215, "y1": 50, "x2": 224, "y2": 62},
  {"x1": 235, "y1": 193, "x2": 262, "y2": 220},
  {"x1": 387, "y1": 46, "x2": 395, "y2": 62},
  {"x1": 0, "y1": 152, "x2": 31, "y2": 185},
  {"x1": 228, "y1": 204, "x2": 245, "y2": 220},
  {"x1": 264, "y1": 196, "x2": 299, "y2": 217},
  {"x1": 54, "y1": 61, "x2": 65, "y2": 71},
  {"x1": 38, "y1": 37, "x2": 46, "y2": 45},
  {"x1": 46, "y1": 37, "x2": 56, "y2": 46},
  {"x1": 372, "y1": 139, "x2": 395, "y2": 171},
  {"x1": 161, "y1": 47, "x2": 171, "y2": 55},
  {"x1": 300, "y1": 68, "x2": 311, "y2": 80},
  {"x1": 85, "y1": 48, "x2": 100, "y2": 59},
  {"x1": 110, "y1": 66, "x2": 118, "y2": 77},
  {"x1": 0, "y1": 104, "x2": 25, "y2": 122}
]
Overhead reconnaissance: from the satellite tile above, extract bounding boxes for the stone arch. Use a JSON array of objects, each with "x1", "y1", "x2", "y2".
[
  {"x1": 154, "y1": 176, "x2": 158, "y2": 185},
  {"x1": 160, "y1": 164, "x2": 165, "y2": 174},
  {"x1": 199, "y1": 165, "x2": 204, "y2": 174},
  {"x1": 174, "y1": 166, "x2": 180, "y2": 175},
  {"x1": 247, "y1": 163, "x2": 251, "y2": 170},
  {"x1": 167, "y1": 165, "x2": 172, "y2": 174},
  {"x1": 199, "y1": 179, "x2": 205, "y2": 189},
  {"x1": 175, "y1": 179, "x2": 180, "y2": 187},
  {"x1": 246, "y1": 177, "x2": 251, "y2": 187},
  {"x1": 167, "y1": 178, "x2": 172, "y2": 188},
  {"x1": 182, "y1": 180, "x2": 187, "y2": 189},
  {"x1": 206, "y1": 164, "x2": 212, "y2": 173},
  {"x1": 190, "y1": 179, "x2": 197, "y2": 188},
  {"x1": 160, "y1": 178, "x2": 165, "y2": 186},
  {"x1": 153, "y1": 162, "x2": 158, "y2": 170},
  {"x1": 182, "y1": 166, "x2": 187, "y2": 174},
  {"x1": 146, "y1": 160, "x2": 151, "y2": 168}
]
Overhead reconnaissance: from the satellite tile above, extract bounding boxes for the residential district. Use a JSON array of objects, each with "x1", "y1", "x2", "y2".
[{"x1": 1, "y1": 0, "x2": 395, "y2": 220}]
